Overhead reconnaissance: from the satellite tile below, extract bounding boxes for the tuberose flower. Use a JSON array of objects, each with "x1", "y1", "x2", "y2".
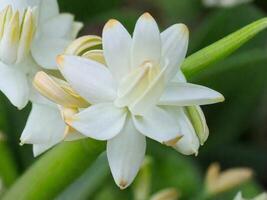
[
  {"x1": 0, "y1": 0, "x2": 82, "y2": 109},
  {"x1": 48, "y1": 13, "x2": 224, "y2": 189}
]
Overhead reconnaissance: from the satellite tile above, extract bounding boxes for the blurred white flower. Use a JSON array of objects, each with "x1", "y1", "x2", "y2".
[
  {"x1": 234, "y1": 192, "x2": 267, "y2": 200},
  {"x1": 0, "y1": 0, "x2": 82, "y2": 109},
  {"x1": 203, "y1": 0, "x2": 253, "y2": 8},
  {"x1": 56, "y1": 13, "x2": 224, "y2": 189}
]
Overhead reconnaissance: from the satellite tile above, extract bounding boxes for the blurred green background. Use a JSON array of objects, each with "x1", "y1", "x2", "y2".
[{"x1": 0, "y1": 0, "x2": 267, "y2": 199}]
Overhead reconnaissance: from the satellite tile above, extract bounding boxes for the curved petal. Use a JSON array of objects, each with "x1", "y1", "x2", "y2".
[
  {"x1": 41, "y1": 14, "x2": 74, "y2": 38},
  {"x1": 131, "y1": 13, "x2": 161, "y2": 68},
  {"x1": 158, "y1": 82, "x2": 224, "y2": 106},
  {"x1": 39, "y1": 0, "x2": 59, "y2": 23},
  {"x1": 20, "y1": 103, "x2": 65, "y2": 144},
  {"x1": 0, "y1": 62, "x2": 29, "y2": 109},
  {"x1": 70, "y1": 103, "x2": 127, "y2": 140},
  {"x1": 161, "y1": 24, "x2": 189, "y2": 81},
  {"x1": 107, "y1": 118, "x2": 146, "y2": 189},
  {"x1": 103, "y1": 19, "x2": 131, "y2": 82},
  {"x1": 31, "y1": 37, "x2": 70, "y2": 69},
  {"x1": 132, "y1": 106, "x2": 181, "y2": 144},
  {"x1": 57, "y1": 55, "x2": 117, "y2": 104},
  {"x1": 171, "y1": 70, "x2": 187, "y2": 83},
  {"x1": 166, "y1": 107, "x2": 200, "y2": 155},
  {"x1": 71, "y1": 22, "x2": 83, "y2": 38}
]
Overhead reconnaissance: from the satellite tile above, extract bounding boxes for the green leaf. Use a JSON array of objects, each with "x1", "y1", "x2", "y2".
[
  {"x1": 2, "y1": 139, "x2": 105, "y2": 200},
  {"x1": 181, "y1": 17, "x2": 267, "y2": 78},
  {"x1": 55, "y1": 152, "x2": 109, "y2": 200}
]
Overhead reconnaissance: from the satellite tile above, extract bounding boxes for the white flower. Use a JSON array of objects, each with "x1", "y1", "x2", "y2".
[
  {"x1": 55, "y1": 13, "x2": 224, "y2": 189},
  {"x1": 0, "y1": 0, "x2": 82, "y2": 109},
  {"x1": 20, "y1": 36, "x2": 102, "y2": 156},
  {"x1": 203, "y1": 0, "x2": 253, "y2": 7}
]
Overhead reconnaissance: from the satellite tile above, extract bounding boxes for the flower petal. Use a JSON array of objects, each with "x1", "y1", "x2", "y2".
[
  {"x1": 132, "y1": 106, "x2": 181, "y2": 144},
  {"x1": 41, "y1": 14, "x2": 75, "y2": 38},
  {"x1": 159, "y1": 82, "x2": 224, "y2": 106},
  {"x1": 33, "y1": 143, "x2": 56, "y2": 157},
  {"x1": 131, "y1": 13, "x2": 161, "y2": 68},
  {"x1": 166, "y1": 107, "x2": 200, "y2": 155},
  {"x1": 57, "y1": 55, "x2": 117, "y2": 103},
  {"x1": 107, "y1": 118, "x2": 146, "y2": 189},
  {"x1": 161, "y1": 24, "x2": 189, "y2": 81},
  {"x1": 31, "y1": 37, "x2": 70, "y2": 69},
  {"x1": 0, "y1": 62, "x2": 29, "y2": 109},
  {"x1": 39, "y1": 0, "x2": 59, "y2": 23},
  {"x1": 20, "y1": 103, "x2": 65, "y2": 145},
  {"x1": 103, "y1": 19, "x2": 131, "y2": 82},
  {"x1": 70, "y1": 103, "x2": 127, "y2": 140}
]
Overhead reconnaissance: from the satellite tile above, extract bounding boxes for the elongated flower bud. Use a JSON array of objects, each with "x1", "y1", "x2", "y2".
[{"x1": 0, "y1": 5, "x2": 36, "y2": 64}]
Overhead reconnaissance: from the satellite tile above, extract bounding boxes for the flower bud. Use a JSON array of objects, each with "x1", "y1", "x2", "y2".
[
  {"x1": 0, "y1": 6, "x2": 36, "y2": 64},
  {"x1": 150, "y1": 188, "x2": 179, "y2": 200},
  {"x1": 205, "y1": 163, "x2": 253, "y2": 196}
]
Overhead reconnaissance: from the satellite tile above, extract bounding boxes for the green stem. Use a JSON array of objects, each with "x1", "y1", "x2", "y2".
[
  {"x1": 2, "y1": 139, "x2": 105, "y2": 200},
  {"x1": 55, "y1": 152, "x2": 109, "y2": 200},
  {"x1": 0, "y1": 133, "x2": 18, "y2": 188}
]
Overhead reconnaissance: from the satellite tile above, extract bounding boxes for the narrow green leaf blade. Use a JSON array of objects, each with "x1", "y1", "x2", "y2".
[{"x1": 181, "y1": 17, "x2": 267, "y2": 78}]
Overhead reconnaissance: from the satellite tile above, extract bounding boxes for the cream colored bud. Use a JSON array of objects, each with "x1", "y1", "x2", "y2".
[
  {"x1": 0, "y1": 6, "x2": 36, "y2": 64},
  {"x1": 64, "y1": 35, "x2": 102, "y2": 56},
  {"x1": 205, "y1": 163, "x2": 253, "y2": 196},
  {"x1": 150, "y1": 188, "x2": 179, "y2": 200},
  {"x1": 33, "y1": 71, "x2": 89, "y2": 108}
]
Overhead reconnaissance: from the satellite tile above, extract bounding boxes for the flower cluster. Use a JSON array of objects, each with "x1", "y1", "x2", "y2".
[{"x1": 0, "y1": 0, "x2": 225, "y2": 189}]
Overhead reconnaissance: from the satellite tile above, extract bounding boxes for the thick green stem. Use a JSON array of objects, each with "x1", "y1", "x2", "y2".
[
  {"x1": 2, "y1": 139, "x2": 105, "y2": 200},
  {"x1": 55, "y1": 152, "x2": 109, "y2": 200},
  {"x1": 0, "y1": 133, "x2": 18, "y2": 188}
]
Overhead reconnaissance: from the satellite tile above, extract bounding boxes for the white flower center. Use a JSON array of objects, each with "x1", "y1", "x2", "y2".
[{"x1": 115, "y1": 60, "x2": 162, "y2": 109}]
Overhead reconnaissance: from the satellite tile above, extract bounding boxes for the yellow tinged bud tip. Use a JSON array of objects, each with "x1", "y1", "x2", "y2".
[
  {"x1": 142, "y1": 12, "x2": 153, "y2": 20},
  {"x1": 104, "y1": 19, "x2": 119, "y2": 30},
  {"x1": 56, "y1": 55, "x2": 64, "y2": 66},
  {"x1": 163, "y1": 135, "x2": 183, "y2": 147},
  {"x1": 119, "y1": 180, "x2": 128, "y2": 190}
]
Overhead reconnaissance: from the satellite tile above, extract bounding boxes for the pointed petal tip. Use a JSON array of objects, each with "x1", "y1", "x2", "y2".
[
  {"x1": 118, "y1": 179, "x2": 129, "y2": 190},
  {"x1": 104, "y1": 19, "x2": 120, "y2": 30},
  {"x1": 141, "y1": 12, "x2": 154, "y2": 20}
]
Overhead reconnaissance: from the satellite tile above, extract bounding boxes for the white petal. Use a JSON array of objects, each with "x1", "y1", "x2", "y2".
[
  {"x1": 167, "y1": 107, "x2": 200, "y2": 155},
  {"x1": 20, "y1": 103, "x2": 65, "y2": 144},
  {"x1": 71, "y1": 22, "x2": 83, "y2": 38},
  {"x1": 41, "y1": 14, "x2": 74, "y2": 38},
  {"x1": 57, "y1": 55, "x2": 117, "y2": 104},
  {"x1": 131, "y1": 13, "x2": 161, "y2": 68},
  {"x1": 38, "y1": 0, "x2": 59, "y2": 23},
  {"x1": 159, "y1": 82, "x2": 224, "y2": 106},
  {"x1": 132, "y1": 106, "x2": 181, "y2": 144},
  {"x1": 103, "y1": 19, "x2": 131, "y2": 82},
  {"x1": 0, "y1": 62, "x2": 29, "y2": 109},
  {"x1": 70, "y1": 103, "x2": 127, "y2": 140},
  {"x1": 31, "y1": 37, "x2": 70, "y2": 69},
  {"x1": 33, "y1": 143, "x2": 56, "y2": 157},
  {"x1": 171, "y1": 70, "x2": 187, "y2": 83},
  {"x1": 107, "y1": 118, "x2": 146, "y2": 189},
  {"x1": 161, "y1": 24, "x2": 189, "y2": 81}
]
